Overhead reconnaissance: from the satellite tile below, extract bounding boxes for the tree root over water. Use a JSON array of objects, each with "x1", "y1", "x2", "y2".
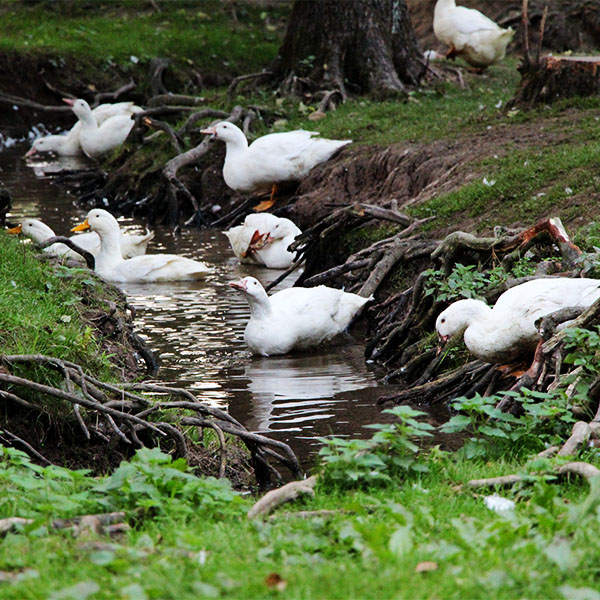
[{"x1": 0, "y1": 354, "x2": 302, "y2": 488}]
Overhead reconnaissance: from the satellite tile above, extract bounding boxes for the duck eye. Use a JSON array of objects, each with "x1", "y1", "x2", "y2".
[{"x1": 441, "y1": 318, "x2": 445, "y2": 324}]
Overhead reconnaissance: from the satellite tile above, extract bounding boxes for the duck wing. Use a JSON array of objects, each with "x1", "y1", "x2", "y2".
[
  {"x1": 111, "y1": 254, "x2": 210, "y2": 282},
  {"x1": 447, "y1": 6, "x2": 503, "y2": 33}
]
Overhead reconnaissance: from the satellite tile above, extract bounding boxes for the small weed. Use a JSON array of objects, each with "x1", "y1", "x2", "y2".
[
  {"x1": 440, "y1": 390, "x2": 575, "y2": 459},
  {"x1": 318, "y1": 406, "x2": 433, "y2": 489}
]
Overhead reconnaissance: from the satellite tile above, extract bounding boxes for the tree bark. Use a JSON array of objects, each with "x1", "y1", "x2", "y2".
[
  {"x1": 270, "y1": 0, "x2": 425, "y2": 97},
  {"x1": 510, "y1": 55, "x2": 600, "y2": 108}
]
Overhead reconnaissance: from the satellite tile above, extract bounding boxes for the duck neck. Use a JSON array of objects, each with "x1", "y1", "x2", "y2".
[
  {"x1": 247, "y1": 289, "x2": 273, "y2": 320},
  {"x1": 223, "y1": 129, "x2": 249, "y2": 161},
  {"x1": 94, "y1": 228, "x2": 124, "y2": 273},
  {"x1": 77, "y1": 108, "x2": 97, "y2": 130}
]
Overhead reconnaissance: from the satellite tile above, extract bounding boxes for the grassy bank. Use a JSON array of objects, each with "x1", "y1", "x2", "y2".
[
  {"x1": 1, "y1": 417, "x2": 599, "y2": 599},
  {"x1": 3, "y1": 228, "x2": 599, "y2": 599},
  {"x1": 0, "y1": 232, "x2": 117, "y2": 382},
  {"x1": 0, "y1": 1, "x2": 287, "y2": 77}
]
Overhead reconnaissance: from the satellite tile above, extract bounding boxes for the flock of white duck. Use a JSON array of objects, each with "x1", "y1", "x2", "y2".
[
  {"x1": 18, "y1": 97, "x2": 365, "y2": 356},
  {"x1": 17, "y1": 1, "x2": 597, "y2": 366}
]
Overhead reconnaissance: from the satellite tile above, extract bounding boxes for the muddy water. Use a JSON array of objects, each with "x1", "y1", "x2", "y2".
[{"x1": 1, "y1": 145, "x2": 402, "y2": 466}]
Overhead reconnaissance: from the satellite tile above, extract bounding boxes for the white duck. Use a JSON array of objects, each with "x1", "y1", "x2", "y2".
[
  {"x1": 253, "y1": 218, "x2": 302, "y2": 269},
  {"x1": 433, "y1": 0, "x2": 514, "y2": 69},
  {"x1": 224, "y1": 214, "x2": 301, "y2": 269},
  {"x1": 71, "y1": 209, "x2": 210, "y2": 282},
  {"x1": 201, "y1": 122, "x2": 351, "y2": 206},
  {"x1": 435, "y1": 278, "x2": 600, "y2": 363},
  {"x1": 229, "y1": 276, "x2": 371, "y2": 356},
  {"x1": 8, "y1": 217, "x2": 154, "y2": 261},
  {"x1": 25, "y1": 102, "x2": 142, "y2": 157},
  {"x1": 65, "y1": 98, "x2": 136, "y2": 159}
]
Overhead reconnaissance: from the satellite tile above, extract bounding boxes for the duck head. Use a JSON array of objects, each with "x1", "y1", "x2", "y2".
[
  {"x1": 435, "y1": 298, "x2": 486, "y2": 353},
  {"x1": 229, "y1": 276, "x2": 263, "y2": 294},
  {"x1": 64, "y1": 98, "x2": 92, "y2": 120},
  {"x1": 266, "y1": 219, "x2": 299, "y2": 242},
  {"x1": 200, "y1": 121, "x2": 245, "y2": 145},
  {"x1": 72, "y1": 208, "x2": 120, "y2": 236},
  {"x1": 229, "y1": 276, "x2": 272, "y2": 317}
]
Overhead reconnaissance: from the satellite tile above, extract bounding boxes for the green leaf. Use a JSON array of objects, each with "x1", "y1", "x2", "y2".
[
  {"x1": 543, "y1": 539, "x2": 576, "y2": 572},
  {"x1": 388, "y1": 526, "x2": 413, "y2": 557},
  {"x1": 440, "y1": 415, "x2": 472, "y2": 433}
]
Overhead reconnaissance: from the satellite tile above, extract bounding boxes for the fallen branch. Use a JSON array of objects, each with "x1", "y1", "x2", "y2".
[
  {"x1": 0, "y1": 512, "x2": 127, "y2": 537},
  {"x1": 247, "y1": 475, "x2": 318, "y2": 519},
  {"x1": 37, "y1": 236, "x2": 95, "y2": 269}
]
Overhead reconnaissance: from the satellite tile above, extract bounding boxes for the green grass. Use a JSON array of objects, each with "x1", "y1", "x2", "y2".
[
  {"x1": 1, "y1": 443, "x2": 599, "y2": 599},
  {"x1": 404, "y1": 109, "x2": 600, "y2": 231},
  {"x1": 0, "y1": 231, "x2": 116, "y2": 380},
  {"x1": 0, "y1": 0, "x2": 287, "y2": 76},
  {"x1": 219, "y1": 59, "x2": 523, "y2": 145}
]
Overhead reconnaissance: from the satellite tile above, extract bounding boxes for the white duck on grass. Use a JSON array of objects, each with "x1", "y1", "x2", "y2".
[
  {"x1": 8, "y1": 217, "x2": 154, "y2": 261},
  {"x1": 433, "y1": 0, "x2": 514, "y2": 70},
  {"x1": 201, "y1": 121, "x2": 351, "y2": 210},
  {"x1": 25, "y1": 101, "x2": 142, "y2": 157},
  {"x1": 435, "y1": 277, "x2": 600, "y2": 364},
  {"x1": 64, "y1": 98, "x2": 137, "y2": 159},
  {"x1": 224, "y1": 213, "x2": 302, "y2": 269},
  {"x1": 230, "y1": 276, "x2": 371, "y2": 356},
  {"x1": 72, "y1": 209, "x2": 210, "y2": 282}
]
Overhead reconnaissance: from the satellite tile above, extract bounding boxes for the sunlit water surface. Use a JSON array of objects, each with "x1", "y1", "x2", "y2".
[{"x1": 1, "y1": 144, "x2": 403, "y2": 465}]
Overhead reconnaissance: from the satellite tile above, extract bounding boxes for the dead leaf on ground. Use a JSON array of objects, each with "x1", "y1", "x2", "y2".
[{"x1": 265, "y1": 572, "x2": 288, "y2": 591}]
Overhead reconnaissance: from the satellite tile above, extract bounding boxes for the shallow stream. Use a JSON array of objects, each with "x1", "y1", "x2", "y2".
[{"x1": 1, "y1": 144, "x2": 403, "y2": 466}]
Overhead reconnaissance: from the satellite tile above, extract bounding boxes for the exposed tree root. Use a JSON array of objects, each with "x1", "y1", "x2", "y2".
[
  {"x1": 367, "y1": 217, "x2": 587, "y2": 399},
  {"x1": 247, "y1": 475, "x2": 318, "y2": 519},
  {"x1": 464, "y1": 411, "x2": 600, "y2": 492},
  {"x1": 264, "y1": 201, "x2": 432, "y2": 294},
  {"x1": 0, "y1": 512, "x2": 127, "y2": 537},
  {"x1": 0, "y1": 355, "x2": 302, "y2": 488}
]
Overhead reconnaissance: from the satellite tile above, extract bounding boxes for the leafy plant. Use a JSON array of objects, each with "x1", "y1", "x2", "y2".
[
  {"x1": 424, "y1": 263, "x2": 507, "y2": 303},
  {"x1": 0, "y1": 446, "x2": 95, "y2": 519},
  {"x1": 440, "y1": 390, "x2": 575, "y2": 459},
  {"x1": 318, "y1": 406, "x2": 433, "y2": 489},
  {"x1": 92, "y1": 447, "x2": 240, "y2": 517}
]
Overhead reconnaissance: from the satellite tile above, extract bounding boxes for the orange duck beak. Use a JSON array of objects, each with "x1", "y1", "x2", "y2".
[
  {"x1": 7, "y1": 224, "x2": 22, "y2": 234},
  {"x1": 71, "y1": 219, "x2": 90, "y2": 232}
]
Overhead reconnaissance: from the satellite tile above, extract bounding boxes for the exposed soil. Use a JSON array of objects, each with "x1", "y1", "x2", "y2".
[{"x1": 290, "y1": 108, "x2": 598, "y2": 238}]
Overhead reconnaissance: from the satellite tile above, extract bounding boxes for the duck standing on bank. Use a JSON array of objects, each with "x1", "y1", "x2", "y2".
[
  {"x1": 201, "y1": 121, "x2": 351, "y2": 210},
  {"x1": 230, "y1": 276, "x2": 371, "y2": 356},
  {"x1": 72, "y1": 209, "x2": 211, "y2": 282},
  {"x1": 8, "y1": 217, "x2": 154, "y2": 261},
  {"x1": 433, "y1": 0, "x2": 514, "y2": 70},
  {"x1": 25, "y1": 101, "x2": 142, "y2": 157},
  {"x1": 435, "y1": 277, "x2": 600, "y2": 364},
  {"x1": 64, "y1": 98, "x2": 137, "y2": 159},
  {"x1": 224, "y1": 213, "x2": 302, "y2": 269}
]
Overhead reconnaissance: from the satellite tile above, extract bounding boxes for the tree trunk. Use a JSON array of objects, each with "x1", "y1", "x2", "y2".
[
  {"x1": 510, "y1": 55, "x2": 600, "y2": 108},
  {"x1": 270, "y1": 0, "x2": 425, "y2": 98}
]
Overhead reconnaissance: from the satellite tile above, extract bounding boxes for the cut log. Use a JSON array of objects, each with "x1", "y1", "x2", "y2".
[{"x1": 510, "y1": 55, "x2": 600, "y2": 108}]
